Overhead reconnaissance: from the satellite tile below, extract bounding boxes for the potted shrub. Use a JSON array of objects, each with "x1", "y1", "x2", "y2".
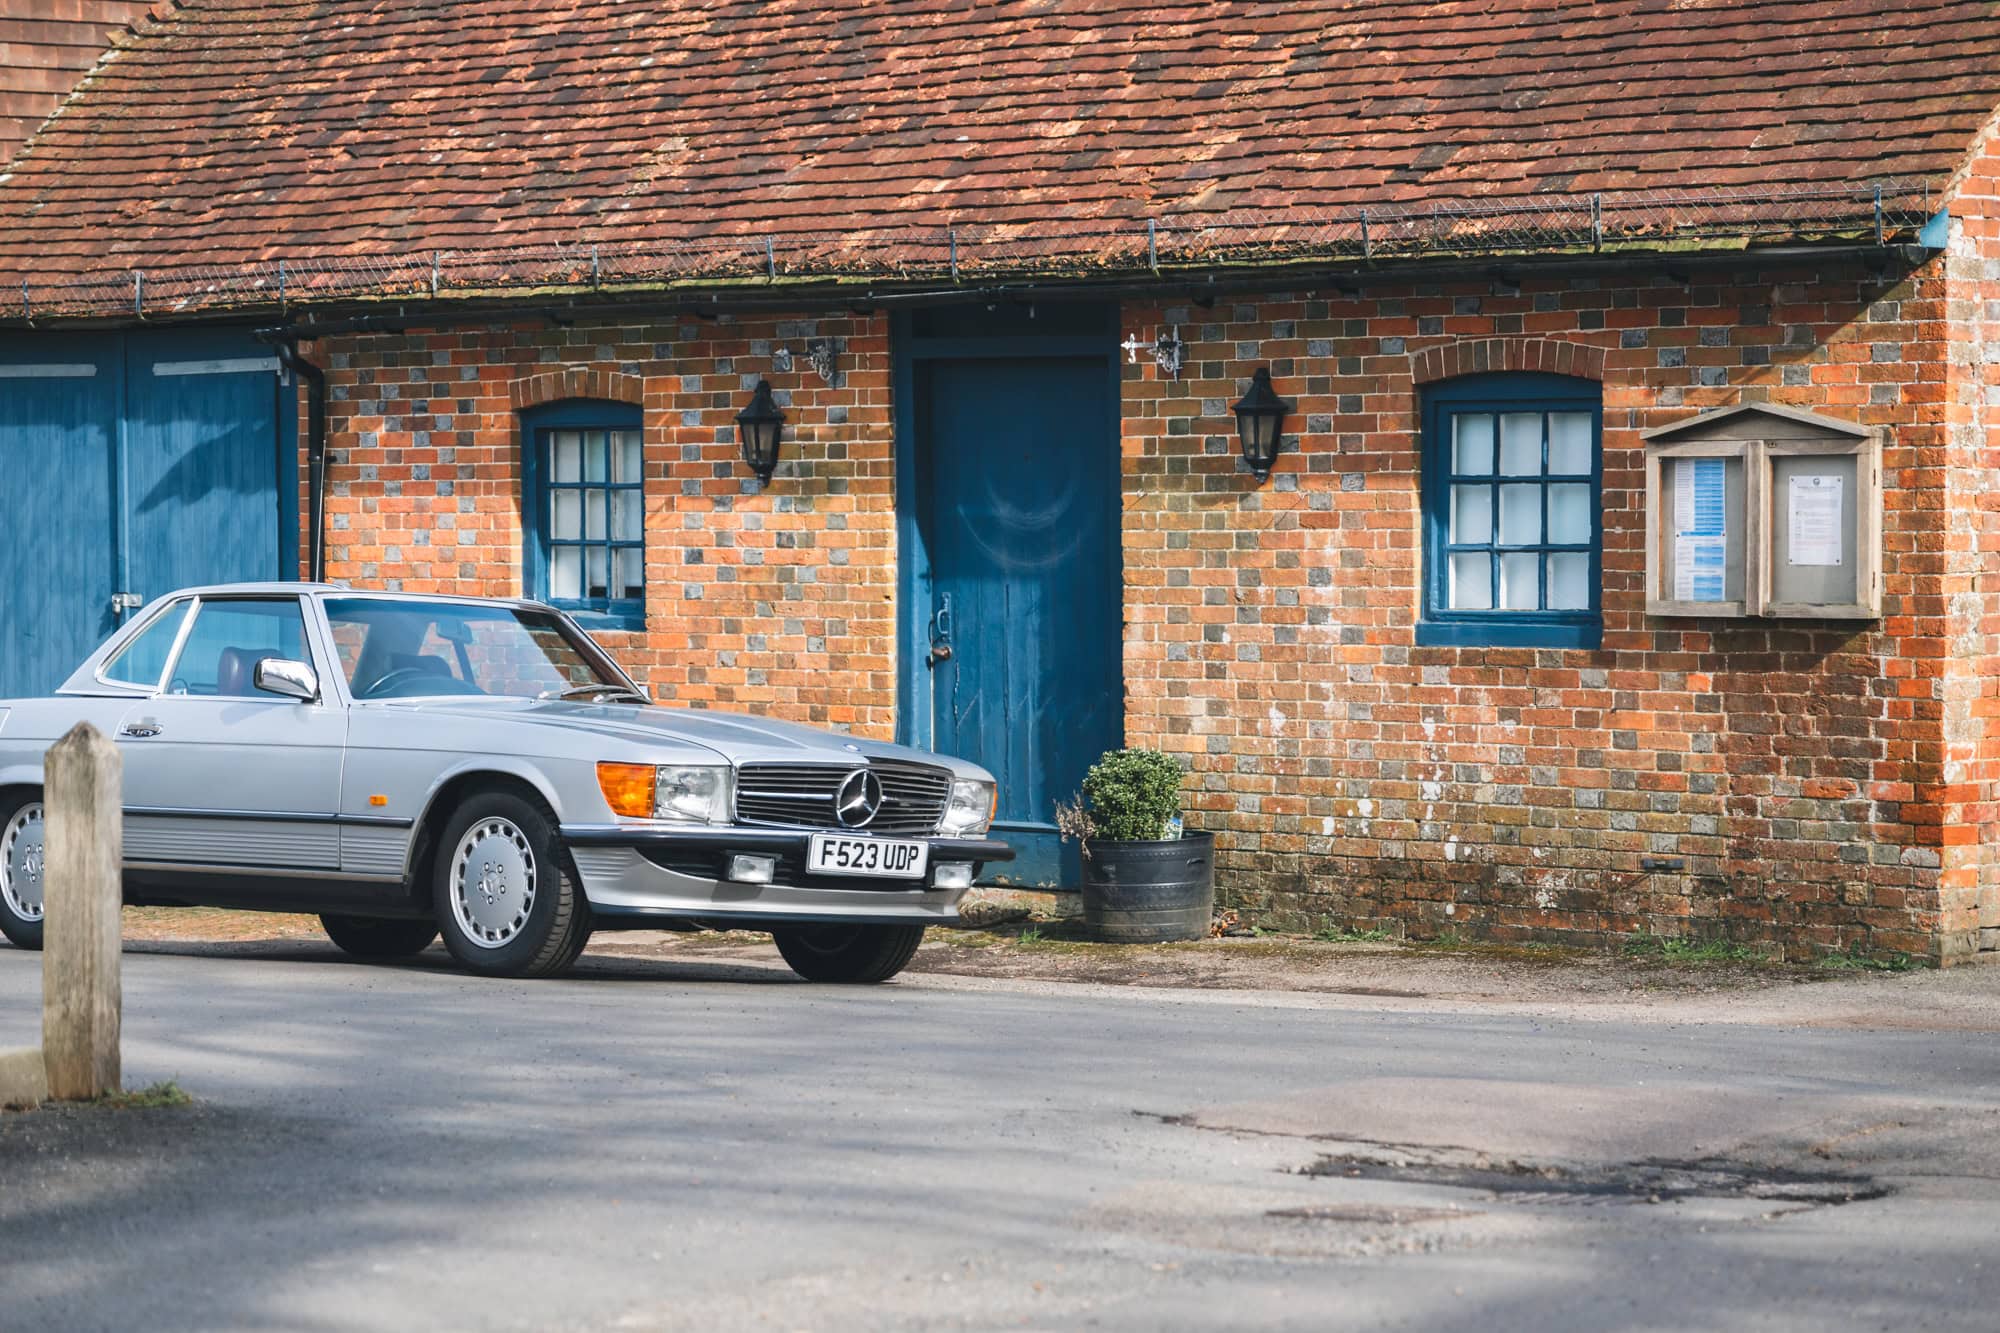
[{"x1": 1058, "y1": 748, "x2": 1214, "y2": 943}]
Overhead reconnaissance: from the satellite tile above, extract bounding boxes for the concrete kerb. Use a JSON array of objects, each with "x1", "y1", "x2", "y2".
[{"x1": 0, "y1": 1045, "x2": 47, "y2": 1109}]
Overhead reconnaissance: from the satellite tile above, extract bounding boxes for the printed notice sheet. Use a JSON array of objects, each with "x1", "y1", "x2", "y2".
[
  {"x1": 1787, "y1": 474, "x2": 1843, "y2": 566},
  {"x1": 1672, "y1": 457, "x2": 1727, "y2": 601}
]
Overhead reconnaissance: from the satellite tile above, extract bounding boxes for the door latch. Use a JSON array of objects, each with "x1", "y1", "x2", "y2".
[
  {"x1": 927, "y1": 594, "x2": 954, "y2": 668},
  {"x1": 110, "y1": 592, "x2": 144, "y2": 614},
  {"x1": 119, "y1": 720, "x2": 162, "y2": 739}
]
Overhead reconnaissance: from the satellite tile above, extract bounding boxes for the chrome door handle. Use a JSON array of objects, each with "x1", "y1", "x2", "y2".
[{"x1": 119, "y1": 722, "x2": 162, "y2": 739}]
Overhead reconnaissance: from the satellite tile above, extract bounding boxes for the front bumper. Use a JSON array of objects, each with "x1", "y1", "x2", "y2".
[{"x1": 559, "y1": 824, "x2": 1015, "y2": 928}]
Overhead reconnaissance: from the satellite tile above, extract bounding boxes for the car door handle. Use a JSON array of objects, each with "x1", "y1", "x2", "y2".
[{"x1": 119, "y1": 721, "x2": 163, "y2": 739}]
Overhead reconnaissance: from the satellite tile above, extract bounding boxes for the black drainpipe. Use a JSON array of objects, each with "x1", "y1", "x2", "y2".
[{"x1": 271, "y1": 339, "x2": 328, "y2": 581}]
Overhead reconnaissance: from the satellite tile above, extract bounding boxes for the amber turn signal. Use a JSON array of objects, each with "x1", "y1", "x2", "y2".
[{"x1": 596, "y1": 762, "x2": 656, "y2": 818}]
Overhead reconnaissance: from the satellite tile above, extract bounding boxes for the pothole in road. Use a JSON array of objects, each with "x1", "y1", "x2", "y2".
[{"x1": 1302, "y1": 1154, "x2": 1891, "y2": 1208}]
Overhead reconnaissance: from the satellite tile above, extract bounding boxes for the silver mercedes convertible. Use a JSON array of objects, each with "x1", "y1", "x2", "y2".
[{"x1": 0, "y1": 584, "x2": 1011, "y2": 981}]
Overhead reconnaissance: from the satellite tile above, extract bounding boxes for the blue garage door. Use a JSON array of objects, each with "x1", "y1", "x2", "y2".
[
  {"x1": 898, "y1": 305, "x2": 1124, "y2": 886},
  {"x1": 0, "y1": 328, "x2": 292, "y2": 697}
]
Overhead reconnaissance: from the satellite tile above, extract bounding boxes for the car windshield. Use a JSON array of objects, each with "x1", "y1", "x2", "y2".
[{"x1": 322, "y1": 598, "x2": 631, "y2": 701}]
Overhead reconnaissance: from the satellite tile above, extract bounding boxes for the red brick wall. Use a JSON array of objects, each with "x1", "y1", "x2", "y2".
[
  {"x1": 310, "y1": 314, "x2": 899, "y2": 733},
  {"x1": 308, "y1": 251, "x2": 1973, "y2": 963},
  {"x1": 1120, "y1": 260, "x2": 1959, "y2": 961},
  {"x1": 1943, "y1": 115, "x2": 2000, "y2": 955}
]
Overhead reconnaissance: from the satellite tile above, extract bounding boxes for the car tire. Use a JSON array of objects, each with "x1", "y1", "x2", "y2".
[
  {"x1": 772, "y1": 923, "x2": 926, "y2": 983},
  {"x1": 0, "y1": 791, "x2": 46, "y2": 952},
  {"x1": 320, "y1": 914, "x2": 438, "y2": 959},
  {"x1": 432, "y1": 791, "x2": 591, "y2": 978}
]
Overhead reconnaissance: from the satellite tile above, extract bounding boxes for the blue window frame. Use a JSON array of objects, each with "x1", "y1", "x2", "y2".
[
  {"x1": 520, "y1": 399, "x2": 645, "y2": 630},
  {"x1": 1419, "y1": 373, "x2": 1602, "y2": 649}
]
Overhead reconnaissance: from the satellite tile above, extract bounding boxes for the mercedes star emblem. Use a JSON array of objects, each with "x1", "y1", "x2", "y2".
[{"x1": 834, "y1": 768, "x2": 884, "y2": 828}]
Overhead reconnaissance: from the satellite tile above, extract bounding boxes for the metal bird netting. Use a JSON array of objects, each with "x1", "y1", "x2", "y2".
[{"x1": 0, "y1": 181, "x2": 1939, "y2": 322}]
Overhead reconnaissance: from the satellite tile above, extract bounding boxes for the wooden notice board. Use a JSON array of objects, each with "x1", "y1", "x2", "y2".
[{"x1": 1639, "y1": 403, "x2": 1881, "y2": 620}]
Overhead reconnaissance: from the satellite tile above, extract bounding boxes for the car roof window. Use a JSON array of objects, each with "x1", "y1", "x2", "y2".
[{"x1": 100, "y1": 599, "x2": 193, "y2": 689}]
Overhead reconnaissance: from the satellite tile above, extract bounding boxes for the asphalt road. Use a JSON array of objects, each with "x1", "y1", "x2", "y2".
[{"x1": 3, "y1": 940, "x2": 1998, "y2": 1332}]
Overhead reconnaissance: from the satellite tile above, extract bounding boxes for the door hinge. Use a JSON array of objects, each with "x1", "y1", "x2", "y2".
[{"x1": 110, "y1": 592, "x2": 144, "y2": 613}]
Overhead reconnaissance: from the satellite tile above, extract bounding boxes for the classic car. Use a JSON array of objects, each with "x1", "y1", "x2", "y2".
[{"x1": 0, "y1": 584, "x2": 1011, "y2": 981}]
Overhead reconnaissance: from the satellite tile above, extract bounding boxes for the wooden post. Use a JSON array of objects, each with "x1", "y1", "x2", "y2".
[{"x1": 41, "y1": 722, "x2": 122, "y2": 1101}]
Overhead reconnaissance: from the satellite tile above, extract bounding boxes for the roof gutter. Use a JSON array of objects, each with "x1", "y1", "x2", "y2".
[
  {"x1": 268, "y1": 337, "x2": 328, "y2": 581},
  {"x1": 239, "y1": 240, "x2": 1936, "y2": 342}
]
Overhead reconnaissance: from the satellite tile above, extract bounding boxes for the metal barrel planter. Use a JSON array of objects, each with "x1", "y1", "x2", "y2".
[{"x1": 1080, "y1": 831, "x2": 1215, "y2": 944}]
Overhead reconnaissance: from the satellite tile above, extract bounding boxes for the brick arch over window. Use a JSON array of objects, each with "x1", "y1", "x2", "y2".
[
  {"x1": 1410, "y1": 338, "x2": 1605, "y2": 387},
  {"x1": 511, "y1": 368, "x2": 645, "y2": 411}
]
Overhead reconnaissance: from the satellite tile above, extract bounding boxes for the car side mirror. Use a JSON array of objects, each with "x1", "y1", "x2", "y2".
[{"x1": 254, "y1": 657, "x2": 319, "y2": 702}]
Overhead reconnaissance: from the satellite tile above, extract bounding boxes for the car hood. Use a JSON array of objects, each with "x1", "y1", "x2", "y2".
[{"x1": 373, "y1": 697, "x2": 987, "y2": 776}]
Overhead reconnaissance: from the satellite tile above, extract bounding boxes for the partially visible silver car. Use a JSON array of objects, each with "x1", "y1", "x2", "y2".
[{"x1": 0, "y1": 585, "x2": 1011, "y2": 980}]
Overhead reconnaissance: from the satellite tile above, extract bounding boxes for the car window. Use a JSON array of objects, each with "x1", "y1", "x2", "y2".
[
  {"x1": 100, "y1": 599, "x2": 192, "y2": 688},
  {"x1": 322, "y1": 597, "x2": 622, "y2": 700},
  {"x1": 164, "y1": 599, "x2": 311, "y2": 698}
]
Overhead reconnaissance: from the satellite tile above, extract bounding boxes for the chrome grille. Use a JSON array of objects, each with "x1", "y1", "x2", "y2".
[{"x1": 734, "y1": 759, "x2": 952, "y2": 835}]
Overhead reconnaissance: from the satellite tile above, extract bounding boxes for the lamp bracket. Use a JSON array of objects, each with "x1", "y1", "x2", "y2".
[
  {"x1": 1117, "y1": 324, "x2": 1187, "y2": 380},
  {"x1": 806, "y1": 337, "x2": 841, "y2": 385}
]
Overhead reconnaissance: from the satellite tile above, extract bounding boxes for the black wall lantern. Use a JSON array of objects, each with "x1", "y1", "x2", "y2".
[
  {"x1": 735, "y1": 379, "x2": 786, "y2": 484},
  {"x1": 1231, "y1": 367, "x2": 1291, "y2": 481}
]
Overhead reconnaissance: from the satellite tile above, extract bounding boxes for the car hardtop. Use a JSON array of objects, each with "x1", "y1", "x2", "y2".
[
  {"x1": 161, "y1": 582, "x2": 555, "y2": 615},
  {"x1": 53, "y1": 583, "x2": 608, "y2": 699}
]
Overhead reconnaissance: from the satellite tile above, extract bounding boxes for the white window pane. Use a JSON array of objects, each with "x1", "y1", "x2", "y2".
[
  {"x1": 1449, "y1": 553, "x2": 1493, "y2": 609},
  {"x1": 1548, "y1": 483, "x2": 1593, "y2": 544},
  {"x1": 616, "y1": 548, "x2": 644, "y2": 599},
  {"x1": 1499, "y1": 552, "x2": 1541, "y2": 610},
  {"x1": 551, "y1": 490, "x2": 581, "y2": 539},
  {"x1": 1498, "y1": 484, "x2": 1541, "y2": 545},
  {"x1": 586, "y1": 547, "x2": 609, "y2": 598},
  {"x1": 1548, "y1": 552, "x2": 1591, "y2": 610},
  {"x1": 616, "y1": 431, "x2": 643, "y2": 484},
  {"x1": 1452, "y1": 415, "x2": 1494, "y2": 474},
  {"x1": 584, "y1": 490, "x2": 606, "y2": 540},
  {"x1": 1499, "y1": 413, "x2": 1542, "y2": 475},
  {"x1": 551, "y1": 432, "x2": 581, "y2": 483},
  {"x1": 583, "y1": 432, "x2": 608, "y2": 482},
  {"x1": 1549, "y1": 413, "x2": 1592, "y2": 474},
  {"x1": 1450, "y1": 485, "x2": 1492, "y2": 544},
  {"x1": 614, "y1": 490, "x2": 643, "y2": 541},
  {"x1": 550, "y1": 547, "x2": 582, "y2": 599}
]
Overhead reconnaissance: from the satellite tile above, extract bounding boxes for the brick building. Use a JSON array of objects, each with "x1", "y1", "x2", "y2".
[
  {"x1": 0, "y1": 0, "x2": 144, "y2": 164},
  {"x1": 4, "y1": 2, "x2": 2000, "y2": 962}
]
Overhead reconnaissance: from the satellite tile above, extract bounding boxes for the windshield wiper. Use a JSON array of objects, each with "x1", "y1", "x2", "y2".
[{"x1": 539, "y1": 683, "x2": 649, "y2": 704}]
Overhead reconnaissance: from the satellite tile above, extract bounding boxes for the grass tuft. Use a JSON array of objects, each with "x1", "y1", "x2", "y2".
[
  {"x1": 1312, "y1": 926, "x2": 1393, "y2": 944},
  {"x1": 93, "y1": 1080, "x2": 192, "y2": 1110},
  {"x1": 1815, "y1": 948, "x2": 1919, "y2": 973},
  {"x1": 1623, "y1": 932, "x2": 1772, "y2": 964}
]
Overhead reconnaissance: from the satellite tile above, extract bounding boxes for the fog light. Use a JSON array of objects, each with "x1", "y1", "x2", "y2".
[
  {"x1": 932, "y1": 862, "x2": 975, "y2": 890},
  {"x1": 727, "y1": 854, "x2": 776, "y2": 885}
]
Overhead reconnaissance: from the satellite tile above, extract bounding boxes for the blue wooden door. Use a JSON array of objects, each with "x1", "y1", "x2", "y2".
[
  {"x1": 0, "y1": 330, "x2": 289, "y2": 698},
  {"x1": 0, "y1": 336, "x2": 120, "y2": 696},
  {"x1": 912, "y1": 338, "x2": 1123, "y2": 886},
  {"x1": 122, "y1": 331, "x2": 283, "y2": 601}
]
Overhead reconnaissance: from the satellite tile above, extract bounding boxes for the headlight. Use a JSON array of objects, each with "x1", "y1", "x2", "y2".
[
  {"x1": 655, "y1": 764, "x2": 732, "y2": 823},
  {"x1": 938, "y1": 778, "x2": 995, "y2": 836},
  {"x1": 596, "y1": 762, "x2": 733, "y2": 823}
]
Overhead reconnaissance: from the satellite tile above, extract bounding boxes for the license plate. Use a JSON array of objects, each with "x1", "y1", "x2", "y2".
[{"x1": 807, "y1": 834, "x2": 930, "y2": 879}]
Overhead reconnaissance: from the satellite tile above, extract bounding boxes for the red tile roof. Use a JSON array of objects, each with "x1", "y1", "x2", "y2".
[
  {"x1": 3, "y1": 0, "x2": 1998, "y2": 315},
  {"x1": 0, "y1": 1, "x2": 151, "y2": 165}
]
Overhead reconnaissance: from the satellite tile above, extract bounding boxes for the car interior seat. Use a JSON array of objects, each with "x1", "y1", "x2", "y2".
[{"x1": 215, "y1": 646, "x2": 264, "y2": 696}]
